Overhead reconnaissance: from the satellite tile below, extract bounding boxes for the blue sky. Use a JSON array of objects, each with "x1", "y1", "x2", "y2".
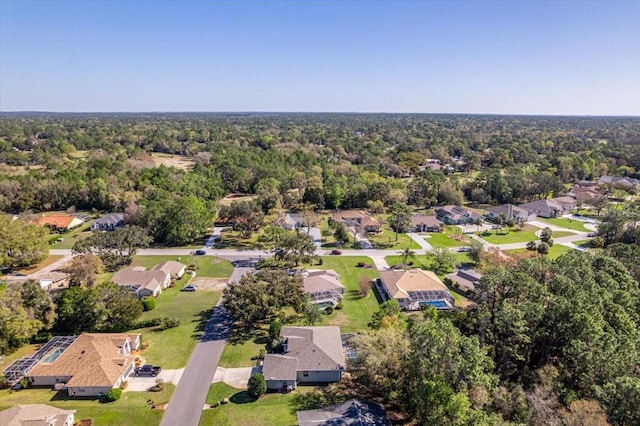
[{"x1": 1, "y1": 0, "x2": 638, "y2": 114}]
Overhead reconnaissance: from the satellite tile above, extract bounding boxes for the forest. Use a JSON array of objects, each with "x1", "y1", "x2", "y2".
[{"x1": 1, "y1": 113, "x2": 640, "y2": 425}]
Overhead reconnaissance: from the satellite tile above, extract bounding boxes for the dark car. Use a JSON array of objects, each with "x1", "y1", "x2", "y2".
[
  {"x1": 135, "y1": 365, "x2": 161, "y2": 377},
  {"x1": 330, "y1": 249, "x2": 342, "y2": 255},
  {"x1": 587, "y1": 232, "x2": 598, "y2": 237},
  {"x1": 194, "y1": 249, "x2": 206, "y2": 255}
]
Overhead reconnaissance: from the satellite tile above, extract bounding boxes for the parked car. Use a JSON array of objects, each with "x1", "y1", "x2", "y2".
[
  {"x1": 587, "y1": 232, "x2": 598, "y2": 237},
  {"x1": 457, "y1": 247, "x2": 471, "y2": 252},
  {"x1": 181, "y1": 284, "x2": 197, "y2": 292},
  {"x1": 330, "y1": 249, "x2": 342, "y2": 255},
  {"x1": 194, "y1": 249, "x2": 206, "y2": 255},
  {"x1": 135, "y1": 365, "x2": 161, "y2": 377}
]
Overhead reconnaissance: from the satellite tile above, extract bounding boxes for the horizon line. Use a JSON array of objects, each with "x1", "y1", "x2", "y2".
[{"x1": 1, "y1": 110, "x2": 639, "y2": 118}]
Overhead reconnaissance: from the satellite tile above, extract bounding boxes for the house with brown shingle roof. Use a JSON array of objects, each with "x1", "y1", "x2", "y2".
[
  {"x1": 36, "y1": 214, "x2": 84, "y2": 231},
  {"x1": 302, "y1": 270, "x2": 345, "y2": 307},
  {"x1": 331, "y1": 210, "x2": 381, "y2": 233},
  {"x1": 112, "y1": 267, "x2": 171, "y2": 299},
  {"x1": 485, "y1": 204, "x2": 535, "y2": 224},
  {"x1": 26, "y1": 333, "x2": 140, "y2": 397},
  {"x1": 378, "y1": 269, "x2": 454, "y2": 311},
  {"x1": 263, "y1": 326, "x2": 344, "y2": 391},
  {"x1": 0, "y1": 404, "x2": 75, "y2": 426},
  {"x1": 410, "y1": 213, "x2": 443, "y2": 232},
  {"x1": 152, "y1": 261, "x2": 186, "y2": 280}
]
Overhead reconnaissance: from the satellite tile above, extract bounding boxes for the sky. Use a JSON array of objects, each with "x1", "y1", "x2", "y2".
[{"x1": 0, "y1": 0, "x2": 639, "y2": 115}]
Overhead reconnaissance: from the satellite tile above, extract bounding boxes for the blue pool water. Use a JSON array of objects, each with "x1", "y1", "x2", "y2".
[
  {"x1": 43, "y1": 349, "x2": 63, "y2": 363},
  {"x1": 420, "y1": 300, "x2": 448, "y2": 308}
]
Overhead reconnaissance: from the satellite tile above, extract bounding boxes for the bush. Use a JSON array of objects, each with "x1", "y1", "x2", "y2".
[
  {"x1": 158, "y1": 317, "x2": 180, "y2": 330},
  {"x1": 32, "y1": 332, "x2": 53, "y2": 344},
  {"x1": 316, "y1": 257, "x2": 323, "y2": 265},
  {"x1": 247, "y1": 373, "x2": 267, "y2": 399},
  {"x1": 149, "y1": 379, "x2": 164, "y2": 392},
  {"x1": 356, "y1": 262, "x2": 365, "y2": 267},
  {"x1": 325, "y1": 306, "x2": 334, "y2": 315},
  {"x1": 104, "y1": 388, "x2": 122, "y2": 402},
  {"x1": 141, "y1": 297, "x2": 156, "y2": 311},
  {"x1": 335, "y1": 302, "x2": 343, "y2": 310}
]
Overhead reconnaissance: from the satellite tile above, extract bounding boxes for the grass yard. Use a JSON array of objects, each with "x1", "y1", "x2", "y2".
[
  {"x1": 10, "y1": 255, "x2": 63, "y2": 275},
  {"x1": 199, "y1": 383, "x2": 309, "y2": 426},
  {"x1": 215, "y1": 229, "x2": 263, "y2": 250},
  {"x1": 477, "y1": 225, "x2": 576, "y2": 245},
  {"x1": 536, "y1": 217, "x2": 591, "y2": 232},
  {"x1": 506, "y1": 244, "x2": 577, "y2": 260},
  {"x1": 367, "y1": 226, "x2": 420, "y2": 250},
  {"x1": 132, "y1": 286, "x2": 221, "y2": 368},
  {"x1": 310, "y1": 256, "x2": 381, "y2": 333},
  {"x1": 219, "y1": 332, "x2": 267, "y2": 368},
  {"x1": 0, "y1": 384, "x2": 175, "y2": 426},
  {"x1": 422, "y1": 226, "x2": 471, "y2": 248},
  {"x1": 131, "y1": 255, "x2": 233, "y2": 278},
  {"x1": 46, "y1": 220, "x2": 95, "y2": 249}
]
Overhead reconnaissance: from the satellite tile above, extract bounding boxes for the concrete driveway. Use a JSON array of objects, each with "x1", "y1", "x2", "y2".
[
  {"x1": 212, "y1": 366, "x2": 260, "y2": 389},
  {"x1": 126, "y1": 368, "x2": 184, "y2": 391}
]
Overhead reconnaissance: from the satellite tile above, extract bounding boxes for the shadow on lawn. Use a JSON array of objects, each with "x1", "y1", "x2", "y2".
[{"x1": 230, "y1": 391, "x2": 254, "y2": 404}]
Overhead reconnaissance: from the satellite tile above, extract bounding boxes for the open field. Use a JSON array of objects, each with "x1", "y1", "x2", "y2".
[
  {"x1": 132, "y1": 286, "x2": 221, "y2": 368},
  {"x1": 0, "y1": 384, "x2": 175, "y2": 426},
  {"x1": 131, "y1": 255, "x2": 234, "y2": 278},
  {"x1": 536, "y1": 217, "x2": 591, "y2": 232},
  {"x1": 45, "y1": 220, "x2": 96, "y2": 249},
  {"x1": 477, "y1": 225, "x2": 574, "y2": 244},
  {"x1": 422, "y1": 226, "x2": 471, "y2": 248},
  {"x1": 150, "y1": 152, "x2": 195, "y2": 170},
  {"x1": 199, "y1": 383, "x2": 311, "y2": 426},
  {"x1": 0, "y1": 163, "x2": 46, "y2": 176}
]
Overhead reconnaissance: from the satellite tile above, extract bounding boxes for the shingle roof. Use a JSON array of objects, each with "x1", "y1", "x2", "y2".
[
  {"x1": 36, "y1": 271, "x2": 69, "y2": 283},
  {"x1": 410, "y1": 214, "x2": 441, "y2": 228},
  {"x1": 379, "y1": 269, "x2": 449, "y2": 300},
  {"x1": 36, "y1": 215, "x2": 77, "y2": 229},
  {"x1": 485, "y1": 204, "x2": 530, "y2": 219},
  {"x1": 0, "y1": 404, "x2": 75, "y2": 426},
  {"x1": 297, "y1": 399, "x2": 391, "y2": 426},
  {"x1": 152, "y1": 261, "x2": 185, "y2": 277},
  {"x1": 27, "y1": 333, "x2": 138, "y2": 388},
  {"x1": 303, "y1": 270, "x2": 345, "y2": 294},
  {"x1": 94, "y1": 213, "x2": 124, "y2": 226},
  {"x1": 446, "y1": 269, "x2": 483, "y2": 292},
  {"x1": 332, "y1": 210, "x2": 380, "y2": 227},
  {"x1": 263, "y1": 327, "x2": 345, "y2": 381},
  {"x1": 518, "y1": 199, "x2": 563, "y2": 215},
  {"x1": 112, "y1": 268, "x2": 167, "y2": 292}
]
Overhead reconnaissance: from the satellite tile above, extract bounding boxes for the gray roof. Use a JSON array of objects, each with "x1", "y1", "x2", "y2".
[
  {"x1": 485, "y1": 204, "x2": 530, "y2": 219},
  {"x1": 410, "y1": 213, "x2": 441, "y2": 228},
  {"x1": 518, "y1": 199, "x2": 563, "y2": 216},
  {"x1": 435, "y1": 205, "x2": 481, "y2": 221},
  {"x1": 94, "y1": 213, "x2": 124, "y2": 226},
  {"x1": 112, "y1": 268, "x2": 166, "y2": 292},
  {"x1": 263, "y1": 326, "x2": 344, "y2": 381},
  {"x1": 599, "y1": 176, "x2": 640, "y2": 187},
  {"x1": 262, "y1": 354, "x2": 298, "y2": 381},
  {"x1": 297, "y1": 399, "x2": 391, "y2": 426},
  {"x1": 446, "y1": 268, "x2": 482, "y2": 292},
  {"x1": 152, "y1": 261, "x2": 186, "y2": 276}
]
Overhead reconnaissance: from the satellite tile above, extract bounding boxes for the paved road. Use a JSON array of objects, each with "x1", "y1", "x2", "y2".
[{"x1": 160, "y1": 263, "x2": 254, "y2": 426}]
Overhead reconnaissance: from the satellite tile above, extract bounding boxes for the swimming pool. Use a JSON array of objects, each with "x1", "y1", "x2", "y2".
[
  {"x1": 420, "y1": 300, "x2": 448, "y2": 309},
  {"x1": 43, "y1": 348, "x2": 64, "y2": 363}
]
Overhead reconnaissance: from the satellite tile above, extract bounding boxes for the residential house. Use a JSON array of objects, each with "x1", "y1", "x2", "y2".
[
  {"x1": 297, "y1": 399, "x2": 391, "y2": 426},
  {"x1": 410, "y1": 213, "x2": 442, "y2": 232},
  {"x1": 302, "y1": 270, "x2": 345, "y2": 307},
  {"x1": 37, "y1": 215, "x2": 84, "y2": 232},
  {"x1": 446, "y1": 268, "x2": 483, "y2": 293},
  {"x1": 37, "y1": 271, "x2": 69, "y2": 291},
  {"x1": 551, "y1": 196, "x2": 577, "y2": 212},
  {"x1": 112, "y1": 267, "x2": 171, "y2": 299},
  {"x1": 378, "y1": 269, "x2": 455, "y2": 311},
  {"x1": 485, "y1": 204, "x2": 536, "y2": 224},
  {"x1": 263, "y1": 326, "x2": 345, "y2": 391},
  {"x1": 91, "y1": 213, "x2": 124, "y2": 231},
  {"x1": 332, "y1": 210, "x2": 381, "y2": 233},
  {"x1": 568, "y1": 185, "x2": 606, "y2": 203},
  {"x1": 0, "y1": 404, "x2": 75, "y2": 426},
  {"x1": 518, "y1": 199, "x2": 567, "y2": 218},
  {"x1": 152, "y1": 260, "x2": 186, "y2": 280},
  {"x1": 434, "y1": 205, "x2": 481, "y2": 225},
  {"x1": 598, "y1": 175, "x2": 640, "y2": 190},
  {"x1": 25, "y1": 333, "x2": 140, "y2": 397},
  {"x1": 278, "y1": 213, "x2": 305, "y2": 231}
]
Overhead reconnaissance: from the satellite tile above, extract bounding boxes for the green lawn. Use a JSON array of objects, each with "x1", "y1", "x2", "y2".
[
  {"x1": 367, "y1": 226, "x2": 420, "y2": 250},
  {"x1": 0, "y1": 384, "x2": 175, "y2": 426},
  {"x1": 219, "y1": 332, "x2": 267, "y2": 368},
  {"x1": 215, "y1": 229, "x2": 263, "y2": 249},
  {"x1": 506, "y1": 244, "x2": 577, "y2": 260},
  {"x1": 536, "y1": 217, "x2": 591, "y2": 232},
  {"x1": 477, "y1": 225, "x2": 576, "y2": 245},
  {"x1": 131, "y1": 255, "x2": 233, "y2": 278},
  {"x1": 199, "y1": 383, "x2": 308, "y2": 426},
  {"x1": 132, "y1": 286, "x2": 221, "y2": 368},
  {"x1": 45, "y1": 220, "x2": 95, "y2": 249},
  {"x1": 422, "y1": 226, "x2": 471, "y2": 248}
]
